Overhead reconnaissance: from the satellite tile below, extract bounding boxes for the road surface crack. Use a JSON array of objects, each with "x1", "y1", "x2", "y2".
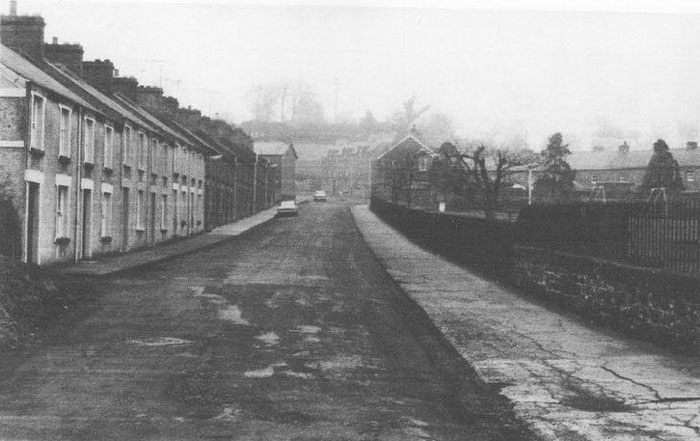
[{"x1": 601, "y1": 365, "x2": 661, "y2": 401}]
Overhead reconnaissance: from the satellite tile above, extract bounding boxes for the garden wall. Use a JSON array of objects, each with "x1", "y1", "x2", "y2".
[
  {"x1": 370, "y1": 196, "x2": 513, "y2": 278},
  {"x1": 370, "y1": 196, "x2": 700, "y2": 352},
  {"x1": 512, "y1": 245, "x2": 700, "y2": 352}
]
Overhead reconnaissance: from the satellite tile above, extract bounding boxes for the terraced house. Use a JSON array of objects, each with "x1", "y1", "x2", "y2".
[{"x1": 0, "y1": 7, "x2": 269, "y2": 264}]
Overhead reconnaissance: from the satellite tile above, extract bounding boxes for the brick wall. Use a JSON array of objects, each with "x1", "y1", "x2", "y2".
[{"x1": 512, "y1": 245, "x2": 700, "y2": 353}]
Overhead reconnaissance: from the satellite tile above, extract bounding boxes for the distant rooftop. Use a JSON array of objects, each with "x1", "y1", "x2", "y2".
[{"x1": 254, "y1": 141, "x2": 297, "y2": 159}]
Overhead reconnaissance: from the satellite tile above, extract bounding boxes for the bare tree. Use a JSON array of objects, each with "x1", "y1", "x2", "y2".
[
  {"x1": 382, "y1": 150, "x2": 423, "y2": 207},
  {"x1": 429, "y1": 142, "x2": 473, "y2": 204},
  {"x1": 391, "y1": 96, "x2": 430, "y2": 136},
  {"x1": 246, "y1": 85, "x2": 280, "y2": 122},
  {"x1": 246, "y1": 80, "x2": 325, "y2": 124},
  {"x1": 417, "y1": 112, "x2": 455, "y2": 147},
  {"x1": 456, "y1": 144, "x2": 539, "y2": 219}
]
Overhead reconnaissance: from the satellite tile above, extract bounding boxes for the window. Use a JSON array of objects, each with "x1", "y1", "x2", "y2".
[
  {"x1": 123, "y1": 126, "x2": 132, "y2": 165},
  {"x1": 619, "y1": 173, "x2": 628, "y2": 183},
  {"x1": 151, "y1": 139, "x2": 158, "y2": 173},
  {"x1": 138, "y1": 132, "x2": 147, "y2": 170},
  {"x1": 59, "y1": 106, "x2": 71, "y2": 157},
  {"x1": 83, "y1": 117, "x2": 95, "y2": 164},
  {"x1": 418, "y1": 156, "x2": 430, "y2": 172},
  {"x1": 30, "y1": 93, "x2": 45, "y2": 150},
  {"x1": 101, "y1": 192, "x2": 112, "y2": 237},
  {"x1": 136, "y1": 190, "x2": 145, "y2": 230},
  {"x1": 162, "y1": 144, "x2": 169, "y2": 175},
  {"x1": 161, "y1": 195, "x2": 168, "y2": 230},
  {"x1": 104, "y1": 126, "x2": 114, "y2": 170},
  {"x1": 591, "y1": 174, "x2": 598, "y2": 185},
  {"x1": 56, "y1": 185, "x2": 69, "y2": 239},
  {"x1": 687, "y1": 171, "x2": 695, "y2": 183},
  {"x1": 181, "y1": 190, "x2": 187, "y2": 230}
]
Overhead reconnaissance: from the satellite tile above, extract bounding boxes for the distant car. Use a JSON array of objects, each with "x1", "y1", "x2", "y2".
[
  {"x1": 277, "y1": 200, "x2": 298, "y2": 216},
  {"x1": 313, "y1": 190, "x2": 327, "y2": 202}
]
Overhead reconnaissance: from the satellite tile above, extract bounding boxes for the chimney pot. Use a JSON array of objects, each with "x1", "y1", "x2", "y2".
[{"x1": 52, "y1": 36, "x2": 58, "y2": 44}]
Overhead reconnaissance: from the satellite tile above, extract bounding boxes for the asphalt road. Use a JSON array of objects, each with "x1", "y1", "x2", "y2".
[{"x1": 0, "y1": 201, "x2": 534, "y2": 440}]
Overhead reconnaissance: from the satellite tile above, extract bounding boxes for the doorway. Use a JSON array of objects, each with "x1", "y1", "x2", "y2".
[
  {"x1": 149, "y1": 192, "x2": 156, "y2": 246},
  {"x1": 25, "y1": 182, "x2": 40, "y2": 264},
  {"x1": 122, "y1": 188, "x2": 129, "y2": 251},
  {"x1": 82, "y1": 189, "x2": 92, "y2": 258}
]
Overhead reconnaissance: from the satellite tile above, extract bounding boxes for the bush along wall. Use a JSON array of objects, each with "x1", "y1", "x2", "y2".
[{"x1": 512, "y1": 245, "x2": 700, "y2": 353}]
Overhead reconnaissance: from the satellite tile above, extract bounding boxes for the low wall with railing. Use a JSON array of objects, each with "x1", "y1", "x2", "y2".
[
  {"x1": 370, "y1": 196, "x2": 514, "y2": 278},
  {"x1": 512, "y1": 245, "x2": 700, "y2": 353},
  {"x1": 369, "y1": 196, "x2": 700, "y2": 353}
]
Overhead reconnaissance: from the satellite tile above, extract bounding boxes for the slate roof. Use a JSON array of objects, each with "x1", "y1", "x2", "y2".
[
  {"x1": 567, "y1": 148, "x2": 700, "y2": 171},
  {"x1": 45, "y1": 61, "x2": 155, "y2": 131},
  {"x1": 1, "y1": 44, "x2": 97, "y2": 112},
  {"x1": 376, "y1": 134, "x2": 434, "y2": 161},
  {"x1": 111, "y1": 92, "x2": 192, "y2": 147},
  {"x1": 254, "y1": 141, "x2": 298, "y2": 159}
]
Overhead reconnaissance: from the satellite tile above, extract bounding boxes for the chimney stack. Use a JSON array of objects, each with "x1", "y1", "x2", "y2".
[
  {"x1": 9, "y1": 1, "x2": 17, "y2": 16},
  {"x1": 83, "y1": 59, "x2": 115, "y2": 92},
  {"x1": 135, "y1": 85, "x2": 164, "y2": 109},
  {"x1": 618, "y1": 141, "x2": 629, "y2": 154},
  {"x1": 0, "y1": 11, "x2": 46, "y2": 62},
  {"x1": 112, "y1": 76, "x2": 139, "y2": 100},
  {"x1": 45, "y1": 40, "x2": 84, "y2": 75}
]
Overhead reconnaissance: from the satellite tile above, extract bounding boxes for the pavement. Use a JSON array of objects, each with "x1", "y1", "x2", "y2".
[
  {"x1": 351, "y1": 204, "x2": 700, "y2": 441},
  {"x1": 57, "y1": 207, "x2": 279, "y2": 277}
]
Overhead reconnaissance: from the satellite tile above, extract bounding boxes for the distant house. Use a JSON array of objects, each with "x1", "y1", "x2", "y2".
[
  {"x1": 566, "y1": 143, "x2": 700, "y2": 192},
  {"x1": 254, "y1": 141, "x2": 298, "y2": 200},
  {"x1": 371, "y1": 134, "x2": 436, "y2": 208},
  {"x1": 503, "y1": 142, "x2": 700, "y2": 203}
]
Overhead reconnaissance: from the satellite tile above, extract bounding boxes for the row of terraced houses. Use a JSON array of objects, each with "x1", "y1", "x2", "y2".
[{"x1": 0, "y1": 7, "x2": 291, "y2": 265}]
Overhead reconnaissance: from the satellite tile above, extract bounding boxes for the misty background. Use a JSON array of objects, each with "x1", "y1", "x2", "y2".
[{"x1": 7, "y1": 0, "x2": 700, "y2": 152}]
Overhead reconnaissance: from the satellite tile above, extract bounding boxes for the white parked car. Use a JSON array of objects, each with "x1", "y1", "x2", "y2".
[
  {"x1": 277, "y1": 200, "x2": 298, "y2": 216},
  {"x1": 313, "y1": 190, "x2": 327, "y2": 201}
]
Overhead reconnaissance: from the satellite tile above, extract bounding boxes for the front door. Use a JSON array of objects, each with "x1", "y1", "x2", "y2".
[
  {"x1": 82, "y1": 190, "x2": 92, "y2": 258},
  {"x1": 149, "y1": 192, "x2": 156, "y2": 246},
  {"x1": 122, "y1": 188, "x2": 129, "y2": 251},
  {"x1": 25, "y1": 182, "x2": 40, "y2": 264}
]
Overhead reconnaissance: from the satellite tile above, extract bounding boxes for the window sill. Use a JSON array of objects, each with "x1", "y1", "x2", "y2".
[
  {"x1": 83, "y1": 161, "x2": 94, "y2": 170},
  {"x1": 135, "y1": 228, "x2": 145, "y2": 233},
  {"x1": 122, "y1": 164, "x2": 132, "y2": 170},
  {"x1": 58, "y1": 154, "x2": 71, "y2": 164},
  {"x1": 103, "y1": 166, "x2": 113, "y2": 174},
  {"x1": 54, "y1": 237, "x2": 71, "y2": 246},
  {"x1": 29, "y1": 147, "x2": 45, "y2": 158},
  {"x1": 100, "y1": 236, "x2": 113, "y2": 244}
]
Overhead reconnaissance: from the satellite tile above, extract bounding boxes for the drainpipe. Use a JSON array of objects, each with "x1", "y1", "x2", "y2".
[
  {"x1": 74, "y1": 106, "x2": 83, "y2": 262},
  {"x1": 233, "y1": 157, "x2": 237, "y2": 220},
  {"x1": 527, "y1": 167, "x2": 533, "y2": 206},
  {"x1": 22, "y1": 83, "x2": 32, "y2": 263},
  {"x1": 252, "y1": 154, "x2": 258, "y2": 214}
]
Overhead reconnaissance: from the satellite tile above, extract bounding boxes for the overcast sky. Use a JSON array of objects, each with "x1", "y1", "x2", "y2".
[{"x1": 4, "y1": 0, "x2": 700, "y2": 149}]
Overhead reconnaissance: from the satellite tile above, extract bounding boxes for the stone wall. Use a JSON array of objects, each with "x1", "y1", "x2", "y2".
[{"x1": 512, "y1": 245, "x2": 700, "y2": 353}]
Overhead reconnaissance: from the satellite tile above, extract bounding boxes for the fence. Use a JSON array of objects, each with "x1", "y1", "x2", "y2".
[{"x1": 517, "y1": 200, "x2": 700, "y2": 275}]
